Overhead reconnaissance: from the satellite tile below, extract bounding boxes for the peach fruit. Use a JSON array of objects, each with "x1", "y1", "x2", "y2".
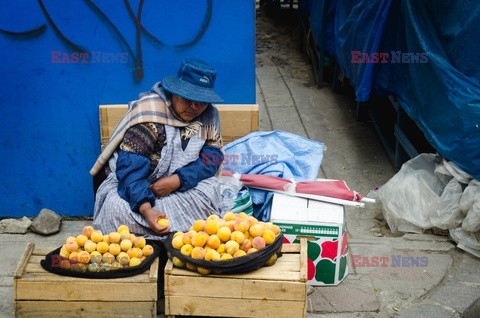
[
  {"x1": 65, "y1": 241, "x2": 79, "y2": 252},
  {"x1": 78, "y1": 251, "x2": 91, "y2": 264},
  {"x1": 109, "y1": 232, "x2": 121, "y2": 244},
  {"x1": 231, "y1": 231, "x2": 245, "y2": 244},
  {"x1": 69, "y1": 251, "x2": 79, "y2": 262},
  {"x1": 192, "y1": 219, "x2": 206, "y2": 232},
  {"x1": 191, "y1": 231, "x2": 208, "y2": 247},
  {"x1": 249, "y1": 223, "x2": 264, "y2": 238},
  {"x1": 252, "y1": 236, "x2": 266, "y2": 249},
  {"x1": 91, "y1": 230, "x2": 103, "y2": 243},
  {"x1": 205, "y1": 219, "x2": 219, "y2": 235},
  {"x1": 204, "y1": 249, "x2": 221, "y2": 261},
  {"x1": 220, "y1": 253, "x2": 233, "y2": 261},
  {"x1": 129, "y1": 257, "x2": 142, "y2": 267},
  {"x1": 109, "y1": 243, "x2": 121, "y2": 256},
  {"x1": 207, "y1": 214, "x2": 220, "y2": 221},
  {"x1": 216, "y1": 243, "x2": 226, "y2": 254},
  {"x1": 180, "y1": 244, "x2": 193, "y2": 257},
  {"x1": 185, "y1": 262, "x2": 197, "y2": 271},
  {"x1": 96, "y1": 241, "x2": 109, "y2": 254},
  {"x1": 206, "y1": 234, "x2": 221, "y2": 249},
  {"x1": 83, "y1": 240, "x2": 97, "y2": 253},
  {"x1": 172, "y1": 235, "x2": 184, "y2": 249},
  {"x1": 172, "y1": 256, "x2": 185, "y2": 268},
  {"x1": 117, "y1": 225, "x2": 129, "y2": 233},
  {"x1": 197, "y1": 267, "x2": 211, "y2": 275},
  {"x1": 117, "y1": 252, "x2": 130, "y2": 265},
  {"x1": 142, "y1": 244, "x2": 154, "y2": 256},
  {"x1": 191, "y1": 246, "x2": 206, "y2": 260},
  {"x1": 120, "y1": 239, "x2": 133, "y2": 251},
  {"x1": 234, "y1": 218, "x2": 250, "y2": 233},
  {"x1": 217, "y1": 226, "x2": 232, "y2": 242},
  {"x1": 134, "y1": 236, "x2": 146, "y2": 248},
  {"x1": 102, "y1": 252, "x2": 115, "y2": 264},
  {"x1": 90, "y1": 251, "x2": 102, "y2": 263},
  {"x1": 262, "y1": 229, "x2": 276, "y2": 245},
  {"x1": 182, "y1": 230, "x2": 196, "y2": 245},
  {"x1": 157, "y1": 217, "x2": 170, "y2": 227},
  {"x1": 65, "y1": 236, "x2": 76, "y2": 244},
  {"x1": 265, "y1": 253, "x2": 278, "y2": 266},
  {"x1": 233, "y1": 250, "x2": 247, "y2": 258},
  {"x1": 59, "y1": 247, "x2": 70, "y2": 258},
  {"x1": 247, "y1": 248, "x2": 258, "y2": 254},
  {"x1": 82, "y1": 226, "x2": 94, "y2": 238},
  {"x1": 76, "y1": 234, "x2": 88, "y2": 247},
  {"x1": 240, "y1": 239, "x2": 252, "y2": 252},
  {"x1": 225, "y1": 240, "x2": 240, "y2": 255},
  {"x1": 223, "y1": 211, "x2": 236, "y2": 221},
  {"x1": 119, "y1": 229, "x2": 130, "y2": 240}
]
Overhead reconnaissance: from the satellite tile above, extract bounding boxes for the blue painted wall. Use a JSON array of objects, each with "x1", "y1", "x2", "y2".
[{"x1": 0, "y1": 0, "x2": 255, "y2": 217}]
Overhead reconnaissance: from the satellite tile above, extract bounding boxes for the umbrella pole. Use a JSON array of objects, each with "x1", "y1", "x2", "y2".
[{"x1": 249, "y1": 186, "x2": 366, "y2": 208}]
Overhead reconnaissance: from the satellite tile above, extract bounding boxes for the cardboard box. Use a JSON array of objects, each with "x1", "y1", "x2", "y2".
[
  {"x1": 99, "y1": 104, "x2": 259, "y2": 149},
  {"x1": 164, "y1": 240, "x2": 308, "y2": 317},
  {"x1": 14, "y1": 243, "x2": 159, "y2": 317},
  {"x1": 270, "y1": 193, "x2": 349, "y2": 286}
]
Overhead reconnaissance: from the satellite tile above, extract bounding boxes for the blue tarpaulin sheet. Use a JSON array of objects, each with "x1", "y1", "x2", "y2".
[
  {"x1": 303, "y1": 0, "x2": 480, "y2": 179},
  {"x1": 223, "y1": 130, "x2": 325, "y2": 221}
]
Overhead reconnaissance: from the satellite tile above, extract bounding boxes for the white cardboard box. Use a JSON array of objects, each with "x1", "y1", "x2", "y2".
[{"x1": 270, "y1": 193, "x2": 349, "y2": 286}]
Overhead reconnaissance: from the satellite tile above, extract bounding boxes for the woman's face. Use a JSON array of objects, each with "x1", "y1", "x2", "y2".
[{"x1": 171, "y1": 95, "x2": 208, "y2": 122}]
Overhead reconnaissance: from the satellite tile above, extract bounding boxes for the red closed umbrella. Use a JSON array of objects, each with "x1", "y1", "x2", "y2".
[{"x1": 221, "y1": 170, "x2": 367, "y2": 207}]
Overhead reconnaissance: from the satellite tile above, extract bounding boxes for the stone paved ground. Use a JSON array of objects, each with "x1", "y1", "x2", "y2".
[{"x1": 255, "y1": 4, "x2": 480, "y2": 318}]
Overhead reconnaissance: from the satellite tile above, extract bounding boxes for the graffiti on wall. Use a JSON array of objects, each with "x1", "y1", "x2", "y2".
[{"x1": 0, "y1": 0, "x2": 213, "y2": 81}]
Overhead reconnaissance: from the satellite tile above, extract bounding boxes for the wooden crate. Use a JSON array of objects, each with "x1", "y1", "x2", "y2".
[
  {"x1": 14, "y1": 242, "x2": 159, "y2": 317},
  {"x1": 99, "y1": 104, "x2": 259, "y2": 149},
  {"x1": 164, "y1": 239, "x2": 308, "y2": 318}
]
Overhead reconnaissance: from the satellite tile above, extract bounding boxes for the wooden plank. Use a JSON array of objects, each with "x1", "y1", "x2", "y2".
[
  {"x1": 299, "y1": 238, "x2": 307, "y2": 282},
  {"x1": 166, "y1": 275, "x2": 306, "y2": 301},
  {"x1": 28, "y1": 255, "x2": 47, "y2": 264},
  {"x1": 148, "y1": 256, "x2": 159, "y2": 282},
  {"x1": 15, "y1": 300, "x2": 155, "y2": 318},
  {"x1": 100, "y1": 104, "x2": 126, "y2": 145},
  {"x1": 15, "y1": 280, "x2": 157, "y2": 301},
  {"x1": 14, "y1": 242, "x2": 35, "y2": 279},
  {"x1": 165, "y1": 295, "x2": 306, "y2": 318},
  {"x1": 164, "y1": 259, "x2": 174, "y2": 274},
  {"x1": 167, "y1": 263, "x2": 302, "y2": 282},
  {"x1": 216, "y1": 104, "x2": 259, "y2": 143},
  {"x1": 280, "y1": 243, "x2": 300, "y2": 253},
  {"x1": 33, "y1": 246, "x2": 59, "y2": 255},
  {"x1": 99, "y1": 104, "x2": 259, "y2": 148},
  {"x1": 19, "y1": 271, "x2": 150, "y2": 282}
]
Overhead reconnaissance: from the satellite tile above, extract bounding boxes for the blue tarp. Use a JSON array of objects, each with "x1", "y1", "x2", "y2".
[
  {"x1": 304, "y1": 0, "x2": 480, "y2": 179},
  {"x1": 223, "y1": 130, "x2": 325, "y2": 221}
]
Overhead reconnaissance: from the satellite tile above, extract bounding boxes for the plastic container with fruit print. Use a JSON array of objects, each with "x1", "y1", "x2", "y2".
[{"x1": 165, "y1": 211, "x2": 284, "y2": 275}]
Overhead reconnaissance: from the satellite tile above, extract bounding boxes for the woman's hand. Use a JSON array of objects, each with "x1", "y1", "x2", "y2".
[
  {"x1": 139, "y1": 202, "x2": 170, "y2": 235},
  {"x1": 150, "y1": 174, "x2": 181, "y2": 197}
]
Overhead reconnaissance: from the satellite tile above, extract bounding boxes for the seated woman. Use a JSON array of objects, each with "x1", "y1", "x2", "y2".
[{"x1": 90, "y1": 58, "x2": 226, "y2": 240}]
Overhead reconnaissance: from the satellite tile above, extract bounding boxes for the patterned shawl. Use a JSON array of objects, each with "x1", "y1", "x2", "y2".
[{"x1": 90, "y1": 83, "x2": 222, "y2": 176}]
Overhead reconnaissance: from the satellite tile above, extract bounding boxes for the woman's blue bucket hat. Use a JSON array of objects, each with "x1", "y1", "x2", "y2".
[{"x1": 162, "y1": 58, "x2": 224, "y2": 103}]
